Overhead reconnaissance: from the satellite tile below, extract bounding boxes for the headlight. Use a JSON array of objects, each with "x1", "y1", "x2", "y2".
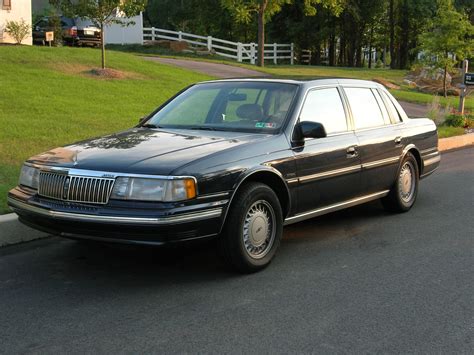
[
  {"x1": 19, "y1": 165, "x2": 40, "y2": 189},
  {"x1": 110, "y1": 177, "x2": 196, "y2": 202}
]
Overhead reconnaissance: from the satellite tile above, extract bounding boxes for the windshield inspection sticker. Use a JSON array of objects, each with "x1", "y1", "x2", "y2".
[{"x1": 255, "y1": 122, "x2": 276, "y2": 128}]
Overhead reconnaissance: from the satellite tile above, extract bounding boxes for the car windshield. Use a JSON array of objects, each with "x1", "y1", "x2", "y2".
[
  {"x1": 146, "y1": 81, "x2": 298, "y2": 133},
  {"x1": 75, "y1": 19, "x2": 97, "y2": 28}
]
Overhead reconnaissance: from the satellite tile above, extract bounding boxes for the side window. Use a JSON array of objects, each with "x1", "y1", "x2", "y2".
[
  {"x1": 372, "y1": 89, "x2": 391, "y2": 124},
  {"x1": 299, "y1": 88, "x2": 348, "y2": 135},
  {"x1": 344, "y1": 87, "x2": 386, "y2": 130},
  {"x1": 380, "y1": 91, "x2": 402, "y2": 123},
  {"x1": 35, "y1": 20, "x2": 48, "y2": 29}
]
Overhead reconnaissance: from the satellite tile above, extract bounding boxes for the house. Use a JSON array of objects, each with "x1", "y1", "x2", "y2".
[{"x1": 0, "y1": 0, "x2": 32, "y2": 44}]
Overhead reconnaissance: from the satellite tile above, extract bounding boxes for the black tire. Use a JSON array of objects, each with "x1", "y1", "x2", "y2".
[
  {"x1": 218, "y1": 182, "x2": 283, "y2": 273},
  {"x1": 382, "y1": 152, "x2": 419, "y2": 212}
]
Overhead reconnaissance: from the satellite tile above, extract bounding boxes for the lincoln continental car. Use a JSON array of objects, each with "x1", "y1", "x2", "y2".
[{"x1": 8, "y1": 79, "x2": 440, "y2": 272}]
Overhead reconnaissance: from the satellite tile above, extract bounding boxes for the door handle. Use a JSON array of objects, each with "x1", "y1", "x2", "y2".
[
  {"x1": 394, "y1": 136, "x2": 402, "y2": 145},
  {"x1": 346, "y1": 146, "x2": 358, "y2": 158}
]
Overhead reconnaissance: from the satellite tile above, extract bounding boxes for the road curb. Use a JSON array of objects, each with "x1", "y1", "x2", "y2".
[
  {"x1": 0, "y1": 213, "x2": 49, "y2": 247},
  {"x1": 438, "y1": 132, "x2": 474, "y2": 152},
  {"x1": 0, "y1": 134, "x2": 472, "y2": 248}
]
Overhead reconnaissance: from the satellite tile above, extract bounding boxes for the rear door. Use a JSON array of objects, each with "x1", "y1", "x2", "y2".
[
  {"x1": 342, "y1": 86, "x2": 404, "y2": 195},
  {"x1": 293, "y1": 87, "x2": 361, "y2": 213}
]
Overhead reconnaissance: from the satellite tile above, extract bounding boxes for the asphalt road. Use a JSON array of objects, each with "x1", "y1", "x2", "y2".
[{"x1": 1, "y1": 148, "x2": 473, "y2": 354}]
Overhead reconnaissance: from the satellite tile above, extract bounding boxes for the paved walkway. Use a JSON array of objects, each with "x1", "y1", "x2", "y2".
[{"x1": 145, "y1": 57, "x2": 428, "y2": 117}]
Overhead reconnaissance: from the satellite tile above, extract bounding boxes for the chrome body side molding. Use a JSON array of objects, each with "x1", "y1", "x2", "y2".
[
  {"x1": 362, "y1": 157, "x2": 399, "y2": 169},
  {"x1": 284, "y1": 190, "x2": 389, "y2": 226},
  {"x1": 299, "y1": 165, "x2": 361, "y2": 183}
]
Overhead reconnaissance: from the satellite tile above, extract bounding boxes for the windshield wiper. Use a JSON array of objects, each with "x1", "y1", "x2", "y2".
[
  {"x1": 141, "y1": 123, "x2": 163, "y2": 129},
  {"x1": 189, "y1": 126, "x2": 218, "y2": 131}
]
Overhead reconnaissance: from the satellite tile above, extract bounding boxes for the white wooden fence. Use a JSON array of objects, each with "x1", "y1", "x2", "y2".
[{"x1": 143, "y1": 27, "x2": 294, "y2": 65}]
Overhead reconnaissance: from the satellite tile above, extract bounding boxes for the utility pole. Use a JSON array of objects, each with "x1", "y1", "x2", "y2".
[{"x1": 458, "y1": 60, "x2": 468, "y2": 114}]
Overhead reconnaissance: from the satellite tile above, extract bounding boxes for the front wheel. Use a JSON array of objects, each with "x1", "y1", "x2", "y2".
[
  {"x1": 218, "y1": 182, "x2": 283, "y2": 273},
  {"x1": 382, "y1": 152, "x2": 419, "y2": 212}
]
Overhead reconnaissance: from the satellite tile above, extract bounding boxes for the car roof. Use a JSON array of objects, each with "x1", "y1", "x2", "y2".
[{"x1": 201, "y1": 77, "x2": 385, "y2": 89}]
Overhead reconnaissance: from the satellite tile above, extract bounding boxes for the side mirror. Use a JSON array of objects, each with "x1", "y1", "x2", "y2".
[
  {"x1": 138, "y1": 116, "x2": 147, "y2": 124},
  {"x1": 293, "y1": 121, "x2": 327, "y2": 143}
]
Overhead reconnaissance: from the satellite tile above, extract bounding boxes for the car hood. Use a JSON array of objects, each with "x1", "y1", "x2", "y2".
[{"x1": 27, "y1": 128, "x2": 270, "y2": 175}]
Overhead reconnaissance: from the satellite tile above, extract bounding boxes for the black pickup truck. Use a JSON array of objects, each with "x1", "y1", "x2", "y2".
[{"x1": 8, "y1": 79, "x2": 440, "y2": 273}]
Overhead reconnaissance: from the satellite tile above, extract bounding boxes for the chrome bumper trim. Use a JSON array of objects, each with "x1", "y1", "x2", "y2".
[
  {"x1": 423, "y1": 154, "x2": 441, "y2": 167},
  {"x1": 61, "y1": 232, "x2": 218, "y2": 246},
  {"x1": 8, "y1": 197, "x2": 223, "y2": 225}
]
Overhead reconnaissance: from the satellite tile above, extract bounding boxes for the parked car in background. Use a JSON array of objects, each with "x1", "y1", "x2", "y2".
[
  {"x1": 8, "y1": 79, "x2": 440, "y2": 273},
  {"x1": 33, "y1": 16, "x2": 101, "y2": 46}
]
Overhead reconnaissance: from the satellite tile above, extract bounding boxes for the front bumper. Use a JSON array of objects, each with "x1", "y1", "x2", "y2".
[{"x1": 8, "y1": 187, "x2": 228, "y2": 245}]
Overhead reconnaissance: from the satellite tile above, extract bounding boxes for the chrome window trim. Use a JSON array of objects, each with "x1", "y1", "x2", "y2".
[
  {"x1": 8, "y1": 197, "x2": 223, "y2": 225},
  {"x1": 372, "y1": 89, "x2": 392, "y2": 125},
  {"x1": 378, "y1": 89, "x2": 403, "y2": 124}
]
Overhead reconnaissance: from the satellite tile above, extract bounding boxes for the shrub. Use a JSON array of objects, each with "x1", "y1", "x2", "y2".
[
  {"x1": 427, "y1": 95, "x2": 443, "y2": 123},
  {"x1": 4, "y1": 19, "x2": 31, "y2": 45},
  {"x1": 444, "y1": 111, "x2": 474, "y2": 128}
]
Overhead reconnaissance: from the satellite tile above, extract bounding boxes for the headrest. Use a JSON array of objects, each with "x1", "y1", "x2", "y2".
[{"x1": 236, "y1": 104, "x2": 263, "y2": 121}]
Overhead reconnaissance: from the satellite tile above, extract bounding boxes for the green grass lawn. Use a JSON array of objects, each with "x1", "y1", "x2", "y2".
[
  {"x1": 0, "y1": 45, "x2": 212, "y2": 214},
  {"x1": 437, "y1": 126, "x2": 467, "y2": 138}
]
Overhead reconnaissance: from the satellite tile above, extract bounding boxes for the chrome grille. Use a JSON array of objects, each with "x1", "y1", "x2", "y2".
[{"x1": 38, "y1": 172, "x2": 115, "y2": 204}]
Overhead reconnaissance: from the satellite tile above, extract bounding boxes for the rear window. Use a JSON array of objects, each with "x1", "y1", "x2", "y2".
[
  {"x1": 75, "y1": 19, "x2": 97, "y2": 28},
  {"x1": 60, "y1": 17, "x2": 75, "y2": 27}
]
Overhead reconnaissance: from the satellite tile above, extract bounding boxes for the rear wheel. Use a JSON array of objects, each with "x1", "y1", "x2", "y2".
[
  {"x1": 382, "y1": 152, "x2": 419, "y2": 212},
  {"x1": 219, "y1": 182, "x2": 283, "y2": 273}
]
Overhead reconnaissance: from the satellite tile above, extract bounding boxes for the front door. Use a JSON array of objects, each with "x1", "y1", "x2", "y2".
[{"x1": 292, "y1": 87, "x2": 361, "y2": 214}]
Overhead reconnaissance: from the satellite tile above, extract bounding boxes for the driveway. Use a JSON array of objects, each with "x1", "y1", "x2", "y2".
[
  {"x1": 1, "y1": 147, "x2": 472, "y2": 353},
  {"x1": 145, "y1": 57, "x2": 429, "y2": 117},
  {"x1": 144, "y1": 57, "x2": 267, "y2": 78}
]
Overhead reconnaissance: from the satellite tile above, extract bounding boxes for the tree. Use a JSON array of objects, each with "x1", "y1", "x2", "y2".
[
  {"x1": 221, "y1": 0, "x2": 343, "y2": 67},
  {"x1": 51, "y1": 0, "x2": 147, "y2": 69},
  {"x1": 418, "y1": 0, "x2": 473, "y2": 97},
  {"x1": 4, "y1": 19, "x2": 31, "y2": 45}
]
